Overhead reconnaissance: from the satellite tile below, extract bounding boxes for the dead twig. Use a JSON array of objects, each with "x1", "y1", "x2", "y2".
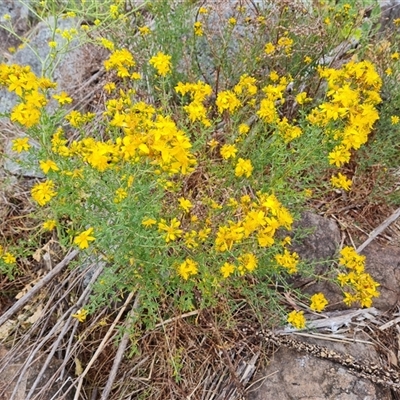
[
  {"x1": 0, "y1": 249, "x2": 79, "y2": 328},
  {"x1": 72, "y1": 290, "x2": 137, "y2": 400},
  {"x1": 357, "y1": 207, "x2": 400, "y2": 253},
  {"x1": 100, "y1": 295, "x2": 140, "y2": 400}
]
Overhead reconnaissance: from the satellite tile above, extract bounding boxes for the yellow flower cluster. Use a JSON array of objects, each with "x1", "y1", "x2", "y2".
[
  {"x1": 337, "y1": 246, "x2": 380, "y2": 307},
  {"x1": 0, "y1": 246, "x2": 17, "y2": 265},
  {"x1": 287, "y1": 310, "x2": 306, "y2": 329},
  {"x1": 215, "y1": 192, "x2": 293, "y2": 252},
  {"x1": 175, "y1": 80, "x2": 212, "y2": 126},
  {"x1": 104, "y1": 48, "x2": 135, "y2": 78},
  {"x1": 31, "y1": 180, "x2": 57, "y2": 206},
  {"x1": 0, "y1": 64, "x2": 55, "y2": 127},
  {"x1": 275, "y1": 249, "x2": 299, "y2": 274},
  {"x1": 49, "y1": 90, "x2": 197, "y2": 176},
  {"x1": 149, "y1": 52, "x2": 172, "y2": 76},
  {"x1": 308, "y1": 60, "x2": 382, "y2": 189}
]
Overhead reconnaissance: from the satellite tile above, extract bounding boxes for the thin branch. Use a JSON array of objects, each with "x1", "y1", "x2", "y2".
[
  {"x1": 100, "y1": 295, "x2": 140, "y2": 399},
  {"x1": 357, "y1": 207, "x2": 400, "y2": 253},
  {"x1": 0, "y1": 249, "x2": 79, "y2": 328}
]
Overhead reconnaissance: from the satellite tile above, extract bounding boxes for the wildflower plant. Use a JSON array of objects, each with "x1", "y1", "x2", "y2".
[{"x1": 0, "y1": 0, "x2": 389, "y2": 332}]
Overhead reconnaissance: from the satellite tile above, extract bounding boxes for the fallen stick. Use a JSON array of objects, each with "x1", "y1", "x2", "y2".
[
  {"x1": 73, "y1": 290, "x2": 136, "y2": 400},
  {"x1": 357, "y1": 207, "x2": 400, "y2": 253},
  {"x1": 100, "y1": 295, "x2": 140, "y2": 400},
  {"x1": 0, "y1": 249, "x2": 79, "y2": 328}
]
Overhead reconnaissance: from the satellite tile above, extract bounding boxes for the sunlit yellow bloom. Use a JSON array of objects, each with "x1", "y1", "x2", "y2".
[
  {"x1": 177, "y1": 258, "x2": 198, "y2": 280},
  {"x1": 235, "y1": 158, "x2": 253, "y2": 178},
  {"x1": 158, "y1": 218, "x2": 183, "y2": 242},
  {"x1": 139, "y1": 26, "x2": 151, "y2": 35},
  {"x1": 220, "y1": 144, "x2": 237, "y2": 159},
  {"x1": 178, "y1": 197, "x2": 193, "y2": 213},
  {"x1": 31, "y1": 180, "x2": 57, "y2": 206},
  {"x1": 40, "y1": 160, "x2": 59, "y2": 174},
  {"x1": 391, "y1": 115, "x2": 399, "y2": 125},
  {"x1": 149, "y1": 52, "x2": 172, "y2": 76},
  {"x1": 264, "y1": 42, "x2": 275, "y2": 55},
  {"x1": 3, "y1": 252, "x2": 16, "y2": 264},
  {"x1": 216, "y1": 90, "x2": 241, "y2": 114},
  {"x1": 43, "y1": 219, "x2": 57, "y2": 231},
  {"x1": 142, "y1": 218, "x2": 157, "y2": 227},
  {"x1": 72, "y1": 308, "x2": 88, "y2": 322},
  {"x1": 287, "y1": 310, "x2": 306, "y2": 329},
  {"x1": 74, "y1": 228, "x2": 96, "y2": 249},
  {"x1": 194, "y1": 21, "x2": 203, "y2": 36},
  {"x1": 310, "y1": 293, "x2": 328, "y2": 312},
  {"x1": 275, "y1": 249, "x2": 299, "y2": 274},
  {"x1": 221, "y1": 262, "x2": 235, "y2": 278},
  {"x1": 12, "y1": 137, "x2": 30, "y2": 152},
  {"x1": 331, "y1": 173, "x2": 352, "y2": 191}
]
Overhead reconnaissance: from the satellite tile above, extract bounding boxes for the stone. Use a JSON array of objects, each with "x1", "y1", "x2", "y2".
[
  {"x1": 291, "y1": 212, "x2": 341, "y2": 272},
  {"x1": 0, "y1": 345, "x2": 74, "y2": 400},
  {"x1": 0, "y1": 0, "x2": 31, "y2": 59},
  {"x1": 249, "y1": 335, "x2": 392, "y2": 400},
  {"x1": 361, "y1": 242, "x2": 400, "y2": 310}
]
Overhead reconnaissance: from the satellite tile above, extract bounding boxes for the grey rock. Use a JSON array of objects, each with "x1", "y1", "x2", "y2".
[
  {"x1": 0, "y1": 0, "x2": 31, "y2": 58},
  {"x1": 361, "y1": 242, "x2": 400, "y2": 310},
  {"x1": 249, "y1": 335, "x2": 391, "y2": 400},
  {"x1": 3, "y1": 135, "x2": 44, "y2": 178},
  {"x1": 0, "y1": 345, "x2": 74, "y2": 400},
  {"x1": 292, "y1": 211, "x2": 341, "y2": 272},
  {"x1": 379, "y1": 0, "x2": 400, "y2": 31},
  {"x1": 0, "y1": 16, "x2": 107, "y2": 114}
]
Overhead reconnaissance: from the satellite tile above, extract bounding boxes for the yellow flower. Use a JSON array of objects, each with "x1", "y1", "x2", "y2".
[
  {"x1": 328, "y1": 146, "x2": 351, "y2": 167},
  {"x1": 31, "y1": 180, "x2": 57, "y2": 206},
  {"x1": 74, "y1": 228, "x2": 96, "y2": 249},
  {"x1": 40, "y1": 159, "x2": 59, "y2": 174},
  {"x1": 3, "y1": 252, "x2": 16, "y2": 264},
  {"x1": 149, "y1": 52, "x2": 172, "y2": 76},
  {"x1": 216, "y1": 90, "x2": 241, "y2": 113},
  {"x1": 391, "y1": 115, "x2": 399, "y2": 125},
  {"x1": 330, "y1": 173, "x2": 352, "y2": 191},
  {"x1": 391, "y1": 52, "x2": 399, "y2": 60},
  {"x1": 72, "y1": 308, "x2": 88, "y2": 322},
  {"x1": 99, "y1": 37, "x2": 114, "y2": 50},
  {"x1": 207, "y1": 139, "x2": 219, "y2": 149},
  {"x1": 228, "y1": 17, "x2": 237, "y2": 26},
  {"x1": 139, "y1": 26, "x2": 151, "y2": 35},
  {"x1": 220, "y1": 144, "x2": 237, "y2": 159},
  {"x1": 287, "y1": 310, "x2": 306, "y2": 329},
  {"x1": 142, "y1": 217, "x2": 157, "y2": 227},
  {"x1": 177, "y1": 258, "x2": 198, "y2": 280},
  {"x1": 178, "y1": 197, "x2": 193, "y2": 213},
  {"x1": 238, "y1": 124, "x2": 250, "y2": 135},
  {"x1": 158, "y1": 218, "x2": 183, "y2": 242},
  {"x1": 235, "y1": 158, "x2": 253, "y2": 178},
  {"x1": 221, "y1": 262, "x2": 235, "y2": 278},
  {"x1": 12, "y1": 137, "x2": 30, "y2": 153},
  {"x1": 238, "y1": 253, "x2": 258, "y2": 273},
  {"x1": 310, "y1": 293, "x2": 328, "y2": 312},
  {"x1": 104, "y1": 82, "x2": 116, "y2": 93},
  {"x1": 275, "y1": 249, "x2": 299, "y2": 274},
  {"x1": 264, "y1": 42, "x2": 275, "y2": 55},
  {"x1": 194, "y1": 21, "x2": 203, "y2": 36},
  {"x1": 295, "y1": 92, "x2": 310, "y2": 105},
  {"x1": 43, "y1": 219, "x2": 57, "y2": 231},
  {"x1": 48, "y1": 41, "x2": 57, "y2": 48}
]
